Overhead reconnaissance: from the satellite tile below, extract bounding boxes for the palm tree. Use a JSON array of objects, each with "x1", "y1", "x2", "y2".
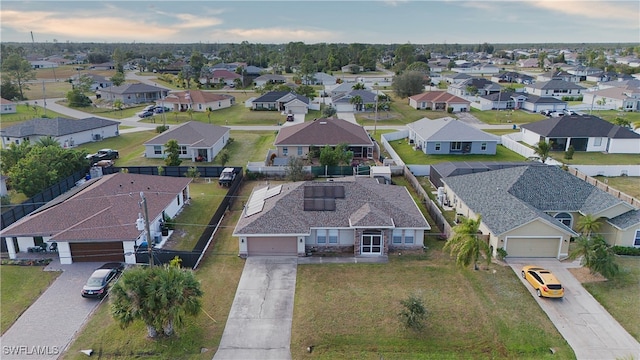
[
  {"x1": 349, "y1": 95, "x2": 363, "y2": 112},
  {"x1": 569, "y1": 235, "x2": 619, "y2": 279},
  {"x1": 533, "y1": 140, "x2": 552, "y2": 163},
  {"x1": 352, "y1": 82, "x2": 366, "y2": 90},
  {"x1": 576, "y1": 214, "x2": 601, "y2": 239},
  {"x1": 443, "y1": 215, "x2": 491, "y2": 270},
  {"x1": 110, "y1": 265, "x2": 203, "y2": 337},
  {"x1": 35, "y1": 136, "x2": 59, "y2": 148},
  {"x1": 113, "y1": 99, "x2": 123, "y2": 117},
  {"x1": 206, "y1": 107, "x2": 213, "y2": 123}
]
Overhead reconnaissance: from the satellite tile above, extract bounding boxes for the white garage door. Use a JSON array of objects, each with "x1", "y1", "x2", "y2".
[
  {"x1": 247, "y1": 237, "x2": 297, "y2": 256},
  {"x1": 505, "y1": 237, "x2": 560, "y2": 258}
]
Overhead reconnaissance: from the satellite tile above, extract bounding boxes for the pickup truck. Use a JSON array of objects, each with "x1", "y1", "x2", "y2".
[
  {"x1": 218, "y1": 167, "x2": 237, "y2": 187},
  {"x1": 87, "y1": 149, "x2": 119, "y2": 164}
]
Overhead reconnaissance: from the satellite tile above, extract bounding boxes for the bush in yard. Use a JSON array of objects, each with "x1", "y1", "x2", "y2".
[
  {"x1": 564, "y1": 145, "x2": 575, "y2": 160},
  {"x1": 447, "y1": 107, "x2": 453, "y2": 113},
  {"x1": 156, "y1": 125, "x2": 169, "y2": 133},
  {"x1": 496, "y1": 247, "x2": 508, "y2": 261},
  {"x1": 612, "y1": 246, "x2": 640, "y2": 256},
  {"x1": 399, "y1": 294, "x2": 427, "y2": 331}
]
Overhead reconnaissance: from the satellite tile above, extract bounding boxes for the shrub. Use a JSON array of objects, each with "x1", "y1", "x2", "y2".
[
  {"x1": 612, "y1": 246, "x2": 640, "y2": 256},
  {"x1": 156, "y1": 125, "x2": 169, "y2": 133},
  {"x1": 447, "y1": 107, "x2": 454, "y2": 113},
  {"x1": 496, "y1": 247, "x2": 508, "y2": 260},
  {"x1": 564, "y1": 145, "x2": 575, "y2": 160},
  {"x1": 399, "y1": 294, "x2": 427, "y2": 331}
]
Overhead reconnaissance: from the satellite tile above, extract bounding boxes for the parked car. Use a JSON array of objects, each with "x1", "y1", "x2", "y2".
[
  {"x1": 521, "y1": 265, "x2": 564, "y2": 298},
  {"x1": 540, "y1": 109, "x2": 552, "y2": 116},
  {"x1": 142, "y1": 104, "x2": 156, "y2": 112},
  {"x1": 218, "y1": 167, "x2": 238, "y2": 186},
  {"x1": 563, "y1": 109, "x2": 577, "y2": 116},
  {"x1": 286, "y1": 114, "x2": 294, "y2": 122},
  {"x1": 154, "y1": 106, "x2": 171, "y2": 113},
  {"x1": 81, "y1": 262, "x2": 125, "y2": 299},
  {"x1": 138, "y1": 110, "x2": 154, "y2": 118}
]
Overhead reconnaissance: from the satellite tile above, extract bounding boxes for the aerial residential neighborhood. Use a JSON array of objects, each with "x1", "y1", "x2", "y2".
[{"x1": 1, "y1": 1, "x2": 639, "y2": 359}]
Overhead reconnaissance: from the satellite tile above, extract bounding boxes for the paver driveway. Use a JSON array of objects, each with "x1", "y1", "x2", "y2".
[{"x1": 507, "y1": 258, "x2": 640, "y2": 360}]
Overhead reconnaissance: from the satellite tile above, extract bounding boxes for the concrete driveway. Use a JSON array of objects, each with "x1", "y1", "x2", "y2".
[
  {"x1": 336, "y1": 112, "x2": 357, "y2": 124},
  {"x1": 507, "y1": 258, "x2": 640, "y2": 360},
  {"x1": 0, "y1": 261, "x2": 105, "y2": 360},
  {"x1": 213, "y1": 256, "x2": 297, "y2": 360}
]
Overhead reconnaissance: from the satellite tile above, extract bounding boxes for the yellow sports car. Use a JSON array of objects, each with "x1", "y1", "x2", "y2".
[{"x1": 521, "y1": 265, "x2": 564, "y2": 298}]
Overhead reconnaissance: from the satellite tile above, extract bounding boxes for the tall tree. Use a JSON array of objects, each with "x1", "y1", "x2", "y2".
[
  {"x1": 349, "y1": 95, "x2": 363, "y2": 112},
  {"x1": 110, "y1": 71, "x2": 125, "y2": 86},
  {"x1": 569, "y1": 235, "x2": 619, "y2": 279},
  {"x1": 164, "y1": 139, "x2": 182, "y2": 166},
  {"x1": 110, "y1": 265, "x2": 203, "y2": 338},
  {"x1": 443, "y1": 215, "x2": 491, "y2": 270},
  {"x1": 1, "y1": 53, "x2": 36, "y2": 100},
  {"x1": 392, "y1": 71, "x2": 426, "y2": 98}
]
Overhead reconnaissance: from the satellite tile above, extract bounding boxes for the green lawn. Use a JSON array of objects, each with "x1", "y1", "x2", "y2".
[
  {"x1": 470, "y1": 108, "x2": 545, "y2": 125},
  {"x1": 593, "y1": 176, "x2": 640, "y2": 199},
  {"x1": 581, "y1": 257, "x2": 640, "y2": 341},
  {"x1": 0, "y1": 265, "x2": 60, "y2": 334},
  {"x1": 291, "y1": 239, "x2": 574, "y2": 359},
  {"x1": 587, "y1": 110, "x2": 640, "y2": 124},
  {"x1": 557, "y1": 151, "x2": 640, "y2": 166},
  {"x1": 389, "y1": 139, "x2": 526, "y2": 164},
  {"x1": 0, "y1": 102, "x2": 71, "y2": 128}
]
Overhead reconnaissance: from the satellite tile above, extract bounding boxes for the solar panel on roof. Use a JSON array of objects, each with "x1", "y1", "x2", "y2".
[
  {"x1": 245, "y1": 201, "x2": 265, "y2": 217},
  {"x1": 265, "y1": 184, "x2": 282, "y2": 199}
]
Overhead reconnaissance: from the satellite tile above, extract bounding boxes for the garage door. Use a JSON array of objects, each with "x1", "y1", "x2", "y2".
[
  {"x1": 505, "y1": 237, "x2": 560, "y2": 258},
  {"x1": 70, "y1": 242, "x2": 125, "y2": 262},
  {"x1": 247, "y1": 237, "x2": 297, "y2": 256}
]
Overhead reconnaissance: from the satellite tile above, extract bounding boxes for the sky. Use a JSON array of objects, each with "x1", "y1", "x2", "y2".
[{"x1": 0, "y1": 1, "x2": 639, "y2": 45}]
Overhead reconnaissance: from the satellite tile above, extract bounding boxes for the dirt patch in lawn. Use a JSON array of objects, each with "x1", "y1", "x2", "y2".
[{"x1": 568, "y1": 267, "x2": 608, "y2": 283}]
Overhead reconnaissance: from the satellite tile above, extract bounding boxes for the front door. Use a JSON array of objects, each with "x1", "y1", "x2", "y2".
[{"x1": 361, "y1": 231, "x2": 383, "y2": 255}]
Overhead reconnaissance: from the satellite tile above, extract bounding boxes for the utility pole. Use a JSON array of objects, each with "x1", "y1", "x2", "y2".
[{"x1": 140, "y1": 192, "x2": 154, "y2": 266}]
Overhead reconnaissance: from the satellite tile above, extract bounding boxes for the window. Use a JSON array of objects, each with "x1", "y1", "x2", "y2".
[
  {"x1": 435, "y1": 143, "x2": 441, "y2": 151},
  {"x1": 317, "y1": 230, "x2": 326, "y2": 244},
  {"x1": 154, "y1": 146, "x2": 162, "y2": 155},
  {"x1": 297, "y1": 147, "x2": 303, "y2": 156},
  {"x1": 594, "y1": 137, "x2": 602, "y2": 146},
  {"x1": 283, "y1": 147, "x2": 288, "y2": 156},
  {"x1": 554, "y1": 213, "x2": 573, "y2": 228},
  {"x1": 177, "y1": 195, "x2": 181, "y2": 205},
  {"x1": 634, "y1": 230, "x2": 640, "y2": 247},
  {"x1": 179, "y1": 146, "x2": 187, "y2": 155},
  {"x1": 481, "y1": 142, "x2": 487, "y2": 151},
  {"x1": 404, "y1": 230, "x2": 414, "y2": 244},
  {"x1": 328, "y1": 230, "x2": 338, "y2": 244},
  {"x1": 393, "y1": 229, "x2": 402, "y2": 244},
  {"x1": 450, "y1": 142, "x2": 462, "y2": 151}
]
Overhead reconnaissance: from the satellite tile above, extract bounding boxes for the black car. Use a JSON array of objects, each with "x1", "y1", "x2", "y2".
[
  {"x1": 286, "y1": 114, "x2": 294, "y2": 121},
  {"x1": 138, "y1": 110, "x2": 154, "y2": 118},
  {"x1": 81, "y1": 262, "x2": 125, "y2": 299},
  {"x1": 154, "y1": 106, "x2": 171, "y2": 113}
]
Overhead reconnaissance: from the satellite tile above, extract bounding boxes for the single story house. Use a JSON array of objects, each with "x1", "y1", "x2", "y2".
[
  {"x1": 537, "y1": 70, "x2": 581, "y2": 83},
  {"x1": 1, "y1": 98, "x2": 17, "y2": 114},
  {"x1": 29, "y1": 60, "x2": 59, "y2": 69},
  {"x1": 251, "y1": 91, "x2": 309, "y2": 114},
  {"x1": 254, "y1": 74, "x2": 287, "y2": 87},
  {"x1": 143, "y1": 121, "x2": 230, "y2": 162},
  {"x1": 72, "y1": 74, "x2": 112, "y2": 91},
  {"x1": 448, "y1": 78, "x2": 502, "y2": 97},
  {"x1": 441, "y1": 164, "x2": 638, "y2": 258},
  {"x1": 408, "y1": 91, "x2": 470, "y2": 112},
  {"x1": 162, "y1": 90, "x2": 235, "y2": 112},
  {"x1": 200, "y1": 69, "x2": 241, "y2": 86},
  {"x1": 272, "y1": 117, "x2": 374, "y2": 162},
  {"x1": 443, "y1": 73, "x2": 473, "y2": 84},
  {"x1": 332, "y1": 89, "x2": 378, "y2": 112},
  {"x1": 491, "y1": 71, "x2": 534, "y2": 85},
  {"x1": 520, "y1": 94, "x2": 568, "y2": 113},
  {"x1": 325, "y1": 82, "x2": 360, "y2": 96},
  {"x1": 407, "y1": 117, "x2": 499, "y2": 155},
  {"x1": 308, "y1": 72, "x2": 337, "y2": 85},
  {"x1": 582, "y1": 87, "x2": 639, "y2": 112},
  {"x1": 341, "y1": 64, "x2": 364, "y2": 73},
  {"x1": 1, "y1": 172, "x2": 192, "y2": 264},
  {"x1": 478, "y1": 91, "x2": 526, "y2": 110},
  {"x1": 451, "y1": 63, "x2": 499, "y2": 75},
  {"x1": 1, "y1": 117, "x2": 119, "y2": 148},
  {"x1": 98, "y1": 83, "x2": 169, "y2": 105},
  {"x1": 524, "y1": 79, "x2": 585, "y2": 99},
  {"x1": 90, "y1": 62, "x2": 115, "y2": 70},
  {"x1": 233, "y1": 177, "x2": 431, "y2": 257},
  {"x1": 520, "y1": 115, "x2": 640, "y2": 153}
]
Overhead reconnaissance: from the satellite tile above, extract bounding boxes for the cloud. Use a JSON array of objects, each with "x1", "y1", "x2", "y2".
[
  {"x1": 173, "y1": 13, "x2": 223, "y2": 29},
  {"x1": 211, "y1": 27, "x2": 341, "y2": 43},
  {"x1": 525, "y1": 0, "x2": 639, "y2": 23},
  {"x1": 382, "y1": 0, "x2": 409, "y2": 6}
]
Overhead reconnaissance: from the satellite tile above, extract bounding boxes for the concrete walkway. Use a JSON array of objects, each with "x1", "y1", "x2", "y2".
[
  {"x1": 213, "y1": 257, "x2": 297, "y2": 360},
  {"x1": 507, "y1": 258, "x2": 640, "y2": 360},
  {"x1": 0, "y1": 260, "x2": 104, "y2": 360}
]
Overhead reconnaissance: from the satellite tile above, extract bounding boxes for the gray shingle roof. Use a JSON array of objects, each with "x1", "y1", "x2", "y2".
[
  {"x1": 528, "y1": 79, "x2": 585, "y2": 90},
  {"x1": 607, "y1": 209, "x2": 640, "y2": 230},
  {"x1": 144, "y1": 121, "x2": 229, "y2": 147},
  {"x1": 442, "y1": 165, "x2": 625, "y2": 235},
  {"x1": 274, "y1": 117, "x2": 373, "y2": 146},
  {"x1": 0, "y1": 117, "x2": 118, "y2": 137},
  {"x1": 100, "y1": 83, "x2": 166, "y2": 95},
  {"x1": 520, "y1": 115, "x2": 640, "y2": 139},
  {"x1": 407, "y1": 117, "x2": 499, "y2": 142},
  {"x1": 523, "y1": 94, "x2": 567, "y2": 104},
  {"x1": 233, "y1": 178, "x2": 430, "y2": 236},
  {"x1": 253, "y1": 91, "x2": 309, "y2": 104}
]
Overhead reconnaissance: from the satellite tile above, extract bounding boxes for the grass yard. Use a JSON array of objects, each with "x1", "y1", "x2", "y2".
[
  {"x1": 22, "y1": 80, "x2": 73, "y2": 100},
  {"x1": 587, "y1": 110, "x2": 640, "y2": 124},
  {"x1": 0, "y1": 103, "x2": 70, "y2": 128},
  {"x1": 291, "y1": 239, "x2": 574, "y2": 359},
  {"x1": 483, "y1": 128, "x2": 520, "y2": 136},
  {"x1": 356, "y1": 93, "x2": 451, "y2": 127},
  {"x1": 581, "y1": 257, "x2": 640, "y2": 341},
  {"x1": 75, "y1": 130, "x2": 157, "y2": 164},
  {"x1": 557, "y1": 151, "x2": 640, "y2": 166},
  {"x1": 389, "y1": 139, "x2": 526, "y2": 164},
  {"x1": 593, "y1": 176, "x2": 640, "y2": 199},
  {"x1": 0, "y1": 265, "x2": 60, "y2": 334},
  {"x1": 470, "y1": 108, "x2": 545, "y2": 125},
  {"x1": 62, "y1": 182, "x2": 250, "y2": 360}
]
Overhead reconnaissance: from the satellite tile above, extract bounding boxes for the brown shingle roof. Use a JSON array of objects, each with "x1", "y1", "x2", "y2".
[
  {"x1": 409, "y1": 91, "x2": 470, "y2": 104},
  {"x1": 274, "y1": 118, "x2": 373, "y2": 146},
  {"x1": 0, "y1": 173, "x2": 191, "y2": 242}
]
